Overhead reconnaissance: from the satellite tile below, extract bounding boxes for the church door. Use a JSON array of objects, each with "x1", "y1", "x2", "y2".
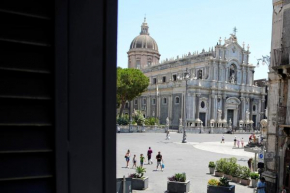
[
  {"x1": 227, "y1": 110, "x2": 234, "y2": 124},
  {"x1": 252, "y1": 115, "x2": 257, "y2": 128},
  {"x1": 199, "y1": 113, "x2": 206, "y2": 126}
]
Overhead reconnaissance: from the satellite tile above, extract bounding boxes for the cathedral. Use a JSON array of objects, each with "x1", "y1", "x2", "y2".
[{"x1": 126, "y1": 18, "x2": 266, "y2": 130}]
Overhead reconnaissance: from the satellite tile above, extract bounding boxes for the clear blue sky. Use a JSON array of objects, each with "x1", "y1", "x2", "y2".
[{"x1": 117, "y1": 0, "x2": 272, "y2": 80}]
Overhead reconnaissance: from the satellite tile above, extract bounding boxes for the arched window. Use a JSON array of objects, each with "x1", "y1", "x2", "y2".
[
  {"x1": 175, "y1": 97, "x2": 180, "y2": 104},
  {"x1": 201, "y1": 101, "x2": 205, "y2": 108},
  {"x1": 197, "y1": 70, "x2": 202, "y2": 79}
]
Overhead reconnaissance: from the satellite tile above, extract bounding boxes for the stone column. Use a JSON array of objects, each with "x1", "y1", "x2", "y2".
[
  {"x1": 241, "y1": 67, "x2": 244, "y2": 85},
  {"x1": 147, "y1": 96, "x2": 150, "y2": 116},
  {"x1": 261, "y1": 98, "x2": 265, "y2": 120},
  {"x1": 211, "y1": 94, "x2": 215, "y2": 120},
  {"x1": 239, "y1": 97, "x2": 244, "y2": 120},
  {"x1": 168, "y1": 95, "x2": 172, "y2": 119},
  {"x1": 192, "y1": 93, "x2": 196, "y2": 120},
  {"x1": 181, "y1": 93, "x2": 184, "y2": 122},
  {"x1": 195, "y1": 94, "x2": 201, "y2": 119},
  {"x1": 225, "y1": 67, "x2": 229, "y2": 82},
  {"x1": 249, "y1": 98, "x2": 253, "y2": 121},
  {"x1": 222, "y1": 95, "x2": 227, "y2": 119}
]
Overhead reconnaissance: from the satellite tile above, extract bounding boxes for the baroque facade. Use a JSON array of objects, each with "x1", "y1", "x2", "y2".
[{"x1": 126, "y1": 18, "x2": 266, "y2": 130}]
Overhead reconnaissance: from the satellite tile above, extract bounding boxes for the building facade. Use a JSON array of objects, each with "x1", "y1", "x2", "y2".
[
  {"x1": 263, "y1": 0, "x2": 290, "y2": 192},
  {"x1": 126, "y1": 19, "x2": 266, "y2": 130}
]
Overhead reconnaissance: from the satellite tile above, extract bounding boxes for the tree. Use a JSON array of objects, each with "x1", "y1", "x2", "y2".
[{"x1": 117, "y1": 68, "x2": 149, "y2": 117}]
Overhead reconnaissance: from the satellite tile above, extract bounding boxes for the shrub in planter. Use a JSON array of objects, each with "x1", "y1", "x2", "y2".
[
  {"x1": 240, "y1": 166, "x2": 251, "y2": 186},
  {"x1": 250, "y1": 172, "x2": 259, "y2": 188},
  {"x1": 231, "y1": 164, "x2": 242, "y2": 183},
  {"x1": 215, "y1": 158, "x2": 226, "y2": 177},
  {"x1": 128, "y1": 166, "x2": 148, "y2": 190},
  {"x1": 208, "y1": 161, "x2": 216, "y2": 174},
  {"x1": 117, "y1": 115, "x2": 129, "y2": 125},
  {"x1": 207, "y1": 177, "x2": 235, "y2": 193},
  {"x1": 223, "y1": 162, "x2": 233, "y2": 181},
  {"x1": 145, "y1": 117, "x2": 159, "y2": 126},
  {"x1": 167, "y1": 173, "x2": 190, "y2": 193}
]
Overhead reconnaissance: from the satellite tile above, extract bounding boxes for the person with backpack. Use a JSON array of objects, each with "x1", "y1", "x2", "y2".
[
  {"x1": 156, "y1": 151, "x2": 163, "y2": 171},
  {"x1": 124, "y1": 149, "x2": 130, "y2": 168}
]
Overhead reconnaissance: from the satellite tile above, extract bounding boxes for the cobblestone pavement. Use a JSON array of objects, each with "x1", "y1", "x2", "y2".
[{"x1": 117, "y1": 133, "x2": 256, "y2": 193}]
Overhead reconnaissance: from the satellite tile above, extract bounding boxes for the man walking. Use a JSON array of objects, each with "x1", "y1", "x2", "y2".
[
  {"x1": 156, "y1": 151, "x2": 163, "y2": 171},
  {"x1": 147, "y1": 147, "x2": 153, "y2": 164}
]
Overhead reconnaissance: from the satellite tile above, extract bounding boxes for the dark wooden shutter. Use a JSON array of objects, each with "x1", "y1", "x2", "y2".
[{"x1": 0, "y1": 1, "x2": 55, "y2": 192}]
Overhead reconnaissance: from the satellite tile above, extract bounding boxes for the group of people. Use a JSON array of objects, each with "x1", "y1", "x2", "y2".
[
  {"x1": 233, "y1": 136, "x2": 244, "y2": 148},
  {"x1": 124, "y1": 147, "x2": 164, "y2": 171}
]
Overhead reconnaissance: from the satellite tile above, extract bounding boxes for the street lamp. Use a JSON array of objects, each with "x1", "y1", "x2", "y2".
[
  {"x1": 182, "y1": 68, "x2": 191, "y2": 143},
  {"x1": 256, "y1": 55, "x2": 270, "y2": 67}
]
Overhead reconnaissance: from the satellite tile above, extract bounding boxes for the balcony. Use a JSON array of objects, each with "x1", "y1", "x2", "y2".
[{"x1": 272, "y1": 46, "x2": 290, "y2": 69}]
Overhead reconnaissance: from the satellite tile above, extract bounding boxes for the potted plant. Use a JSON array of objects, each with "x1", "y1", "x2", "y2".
[
  {"x1": 223, "y1": 162, "x2": 233, "y2": 181},
  {"x1": 215, "y1": 159, "x2": 226, "y2": 177},
  {"x1": 207, "y1": 177, "x2": 235, "y2": 193},
  {"x1": 128, "y1": 166, "x2": 148, "y2": 190},
  {"x1": 208, "y1": 161, "x2": 216, "y2": 174},
  {"x1": 250, "y1": 172, "x2": 259, "y2": 188},
  {"x1": 231, "y1": 164, "x2": 242, "y2": 183},
  {"x1": 167, "y1": 173, "x2": 190, "y2": 193},
  {"x1": 240, "y1": 166, "x2": 251, "y2": 186}
]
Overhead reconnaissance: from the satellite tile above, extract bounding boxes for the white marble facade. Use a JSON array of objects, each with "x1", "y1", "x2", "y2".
[{"x1": 128, "y1": 19, "x2": 266, "y2": 129}]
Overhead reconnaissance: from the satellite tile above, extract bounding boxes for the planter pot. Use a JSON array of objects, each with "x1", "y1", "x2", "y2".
[
  {"x1": 209, "y1": 167, "x2": 215, "y2": 174},
  {"x1": 215, "y1": 171, "x2": 224, "y2": 177},
  {"x1": 223, "y1": 174, "x2": 232, "y2": 181},
  {"x1": 167, "y1": 180, "x2": 190, "y2": 193},
  {"x1": 132, "y1": 177, "x2": 148, "y2": 190},
  {"x1": 251, "y1": 179, "x2": 258, "y2": 188},
  {"x1": 232, "y1": 176, "x2": 241, "y2": 183},
  {"x1": 240, "y1": 179, "x2": 250, "y2": 186},
  {"x1": 207, "y1": 185, "x2": 235, "y2": 193}
]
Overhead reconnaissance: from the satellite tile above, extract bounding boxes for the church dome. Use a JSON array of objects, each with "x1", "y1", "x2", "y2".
[
  {"x1": 129, "y1": 18, "x2": 159, "y2": 52},
  {"x1": 130, "y1": 35, "x2": 158, "y2": 51}
]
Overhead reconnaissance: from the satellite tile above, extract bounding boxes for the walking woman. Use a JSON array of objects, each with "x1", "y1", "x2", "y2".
[{"x1": 125, "y1": 149, "x2": 130, "y2": 168}]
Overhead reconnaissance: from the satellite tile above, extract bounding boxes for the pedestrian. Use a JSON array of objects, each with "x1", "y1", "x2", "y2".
[
  {"x1": 166, "y1": 130, "x2": 170, "y2": 140},
  {"x1": 257, "y1": 177, "x2": 266, "y2": 193},
  {"x1": 234, "y1": 136, "x2": 237, "y2": 147},
  {"x1": 241, "y1": 138, "x2": 244, "y2": 147},
  {"x1": 237, "y1": 138, "x2": 240, "y2": 148},
  {"x1": 156, "y1": 151, "x2": 163, "y2": 171},
  {"x1": 125, "y1": 149, "x2": 130, "y2": 168},
  {"x1": 147, "y1": 147, "x2": 153, "y2": 164},
  {"x1": 132, "y1": 155, "x2": 137, "y2": 168},
  {"x1": 117, "y1": 124, "x2": 120, "y2": 133},
  {"x1": 248, "y1": 158, "x2": 253, "y2": 171},
  {"x1": 281, "y1": 186, "x2": 287, "y2": 193},
  {"x1": 221, "y1": 135, "x2": 225, "y2": 143},
  {"x1": 140, "y1": 154, "x2": 145, "y2": 168}
]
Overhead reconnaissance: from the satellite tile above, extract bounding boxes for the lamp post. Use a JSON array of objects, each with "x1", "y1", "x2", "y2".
[
  {"x1": 256, "y1": 55, "x2": 270, "y2": 67},
  {"x1": 182, "y1": 68, "x2": 190, "y2": 143},
  {"x1": 129, "y1": 100, "x2": 132, "y2": 133}
]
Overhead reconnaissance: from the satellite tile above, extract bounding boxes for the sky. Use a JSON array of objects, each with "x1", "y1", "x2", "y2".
[{"x1": 117, "y1": 0, "x2": 272, "y2": 80}]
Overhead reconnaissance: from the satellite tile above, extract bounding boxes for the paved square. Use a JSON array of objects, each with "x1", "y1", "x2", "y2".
[{"x1": 117, "y1": 133, "x2": 256, "y2": 193}]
